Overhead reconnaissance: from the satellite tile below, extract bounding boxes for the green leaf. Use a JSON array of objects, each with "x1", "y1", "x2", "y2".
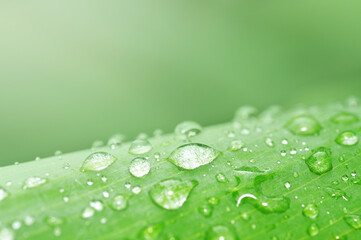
[{"x1": 1, "y1": 100, "x2": 361, "y2": 239}]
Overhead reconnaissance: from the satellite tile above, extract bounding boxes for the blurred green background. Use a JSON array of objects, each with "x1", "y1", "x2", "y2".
[{"x1": 1, "y1": 0, "x2": 361, "y2": 166}]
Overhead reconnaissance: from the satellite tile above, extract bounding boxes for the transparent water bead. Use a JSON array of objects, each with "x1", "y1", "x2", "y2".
[
  {"x1": 344, "y1": 215, "x2": 361, "y2": 229},
  {"x1": 303, "y1": 204, "x2": 319, "y2": 219},
  {"x1": 205, "y1": 225, "x2": 237, "y2": 240},
  {"x1": 198, "y1": 204, "x2": 213, "y2": 217},
  {"x1": 129, "y1": 158, "x2": 150, "y2": 178},
  {"x1": 175, "y1": 121, "x2": 202, "y2": 138},
  {"x1": 286, "y1": 115, "x2": 322, "y2": 136},
  {"x1": 228, "y1": 140, "x2": 244, "y2": 151},
  {"x1": 107, "y1": 134, "x2": 125, "y2": 149},
  {"x1": 109, "y1": 194, "x2": 129, "y2": 211},
  {"x1": 23, "y1": 177, "x2": 47, "y2": 189},
  {"x1": 80, "y1": 152, "x2": 117, "y2": 172},
  {"x1": 138, "y1": 223, "x2": 164, "y2": 240},
  {"x1": 236, "y1": 193, "x2": 290, "y2": 214},
  {"x1": 215, "y1": 173, "x2": 229, "y2": 183},
  {"x1": 149, "y1": 178, "x2": 198, "y2": 210},
  {"x1": 0, "y1": 188, "x2": 8, "y2": 201},
  {"x1": 89, "y1": 200, "x2": 103, "y2": 211},
  {"x1": 234, "y1": 106, "x2": 258, "y2": 121},
  {"x1": 128, "y1": 139, "x2": 152, "y2": 155},
  {"x1": 331, "y1": 112, "x2": 359, "y2": 125},
  {"x1": 305, "y1": 147, "x2": 332, "y2": 175},
  {"x1": 45, "y1": 216, "x2": 64, "y2": 227},
  {"x1": 265, "y1": 138, "x2": 275, "y2": 148},
  {"x1": 335, "y1": 131, "x2": 358, "y2": 146},
  {"x1": 168, "y1": 143, "x2": 220, "y2": 170},
  {"x1": 307, "y1": 223, "x2": 319, "y2": 237},
  {"x1": 82, "y1": 207, "x2": 95, "y2": 218},
  {"x1": 0, "y1": 227, "x2": 14, "y2": 240}
]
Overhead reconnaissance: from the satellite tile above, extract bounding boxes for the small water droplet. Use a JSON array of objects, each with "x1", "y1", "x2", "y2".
[
  {"x1": 207, "y1": 196, "x2": 220, "y2": 205},
  {"x1": 303, "y1": 204, "x2": 319, "y2": 219},
  {"x1": 168, "y1": 143, "x2": 220, "y2": 170},
  {"x1": 234, "y1": 106, "x2": 258, "y2": 121},
  {"x1": 175, "y1": 121, "x2": 202, "y2": 138},
  {"x1": 0, "y1": 188, "x2": 8, "y2": 202},
  {"x1": 344, "y1": 215, "x2": 361, "y2": 229},
  {"x1": 102, "y1": 191, "x2": 110, "y2": 198},
  {"x1": 23, "y1": 177, "x2": 47, "y2": 189},
  {"x1": 335, "y1": 131, "x2": 358, "y2": 146},
  {"x1": 228, "y1": 140, "x2": 244, "y2": 151},
  {"x1": 82, "y1": 207, "x2": 95, "y2": 218},
  {"x1": 129, "y1": 158, "x2": 151, "y2": 178},
  {"x1": 284, "y1": 182, "x2": 291, "y2": 189},
  {"x1": 205, "y1": 225, "x2": 237, "y2": 240},
  {"x1": 100, "y1": 218, "x2": 107, "y2": 224},
  {"x1": 293, "y1": 172, "x2": 299, "y2": 178},
  {"x1": 80, "y1": 152, "x2": 117, "y2": 172},
  {"x1": 89, "y1": 200, "x2": 103, "y2": 211},
  {"x1": 286, "y1": 115, "x2": 322, "y2": 136},
  {"x1": 198, "y1": 203, "x2": 213, "y2": 217},
  {"x1": 45, "y1": 216, "x2": 63, "y2": 227},
  {"x1": 107, "y1": 134, "x2": 124, "y2": 149},
  {"x1": 265, "y1": 138, "x2": 275, "y2": 148},
  {"x1": 24, "y1": 216, "x2": 34, "y2": 226},
  {"x1": 325, "y1": 187, "x2": 350, "y2": 201},
  {"x1": 307, "y1": 223, "x2": 319, "y2": 237},
  {"x1": 331, "y1": 112, "x2": 359, "y2": 125},
  {"x1": 305, "y1": 147, "x2": 332, "y2": 175},
  {"x1": 132, "y1": 186, "x2": 142, "y2": 195},
  {"x1": 92, "y1": 140, "x2": 104, "y2": 149},
  {"x1": 128, "y1": 139, "x2": 152, "y2": 155},
  {"x1": 109, "y1": 194, "x2": 129, "y2": 211},
  {"x1": 138, "y1": 223, "x2": 164, "y2": 240},
  {"x1": 11, "y1": 221, "x2": 21, "y2": 230},
  {"x1": 215, "y1": 173, "x2": 229, "y2": 183},
  {"x1": 149, "y1": 178, "x2": 197, "y2": 210}
]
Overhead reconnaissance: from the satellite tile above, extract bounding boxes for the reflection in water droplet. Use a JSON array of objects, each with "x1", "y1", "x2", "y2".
[
  {"x1": 335, "y1": 131, "x2": 358, "y2": 146},
  {"x1": 128, "y1": 139, "x2": 152, "y2": 155},
  {"x1": 305, "y1": 147, "x2": 332, "y2": 175},
  {"x1": 286, "y1": 115, "x2": 321, "y2": 136},
  {"x1": 168, "y1": 143, "x2": 220, "y2": 170},
  {"x1": 331, "y1": 112, "x2": 359, "y2": 125},
  {"x1": 149, "y1": 178, "x2": 197, "y2": 210},
  {"x1": 303, "y1": 204, "x2": 319, "y2": 219},
  {"x1": 198, "y1": 203, "x2": 213, "y2": 217},
  {"x1": 205, "y1": 225, "x2": 237, "y2": 240},
  {"x1": 23, "y1": 177, "x2": 47, "y2": 189},
  {"x1": 80, "y1": 152, "x2": 117, "y2": 172},
  {"x1": 129, "y1": 158, "x2": 151, "y2": 178},
  {"x1": 109, "y1": 194, "x2": 129, "y2": 211},
  {"x1": 175, "y1": 121, "x2": 202, "y2": 138},
  {"x1": 215, "y1": 173, "x2": 229, "y2": 183},
  {"x1": 344, "y1": 215, "x2": 361, "y2": 229}
]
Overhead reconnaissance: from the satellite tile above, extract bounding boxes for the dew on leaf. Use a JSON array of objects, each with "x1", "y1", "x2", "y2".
[
  {"x1": 265, "y1": 138, "x2": 275, "y2": 148},
  {"x1": 109, "y1": 194, "x2": 129, "y2": 211},
  {"x1": 168, "y1": 143, "x2": 220, "y2": 170},
  {"x1": 107, "y1": 134, "x2": 124, "y2": 149},
  {"x1": 45, "y1": 216, "x2": 64, "y2": 227},
  {"x1": 11, "y1": 221, "x2": 21, "y2": 230},
  {"x1": 129, "y1": 158, "x2": 151, "y2": 178},
  {"x1": 149, "y1": 178, "x2": 197, "y2": 210},
  {"x1": 89, "y1": 200, "x2": 103, "y2": 211},
  {"x1": 228, "y1": 140, "x2": 244, "y2": 151},
  {"x1": 138, "y1": 223, "x2": 164, "y2": 240},
  {"x1": 132, "y1": 186, "x2": 142, "y2": 195},
  {"x1": 286, "y1": 115, "x2": 322, "y2": 136},
  {"x1": 80, "y1": 152, "x2": 117, "y2": 172},
  {"x1": 307, "y1": 223, "x2": 319, "y2": 237},
  {"x1": 215, "y1": 173, "x2": 229, "y2": 183},
  {"x1": 335, "y1": 131, "x2": 358, "y2": 146},
  {"x1": 205, "y1": 225, "x2": 237, "y2": 240},
  {"x1": 325, "y1": 187, "x2": 350, "y2": 201},
  {"x1": 344, "y1": 215, "x2": 361, "y2": 229},
  {"x1": 92, "y1": 140, "x2": 104, "y2": 149},
  {"x1": 235, "y1": 193, "x2": 290, "y2": 214},
  {"x1": 234, "y1": 166, "x2": 264, "y2": 174},
  {"x1": 284, "y1": 182, "x2": 291, "y2": 189},
  {"x1": 198, "y1": 203, "x2": 213, "y2": 217},
  {"x1": 234, "y1": 106, "x2": 258, "y2": 121},
  {"x1": 207, "y1": 196, "x2": 220, "y2": 205},
  {"x1": 23, "y1": 177, "x2": 47, "y2": 189},
  {"x1": 331, "y1": 112, "x2": 359, "y2": 125},
  {"x1": 0, "y1": 227, "x2": 14, "y2": 240},
  {"x1": 0, "y1": 187, "x2": 8, "y2": 202},
  {"x1": 174, "y1": 121, "x2": 202, "y2": 138},
  {"x1": 303, "y1": 204, "x2": 319, "y2": 219},
  {"x1": 82, "y1": 207, "x2": 95, "y2": 218},
  {"x1": 305, "y1": 147, "x2": 332, "y2": 175},
  {"x1": 24, "y1": 216, "x2": 34, "y2": 226},
  {"x1": 128, "y1": 139, "x2": 152, "y2": 155}
]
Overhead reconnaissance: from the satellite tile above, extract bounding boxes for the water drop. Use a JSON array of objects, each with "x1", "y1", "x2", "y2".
[
  {"x1": 80, "y1": 152, "x2": 117, "y2": 172},
  {"x1": 207, "y1": 196, "x2": 220, "y2": 205},
  {"x1": 325, "y1": 187, "x2": 350, "y2": 201},
  {"x1": 335, "y1": 131, "x2": 358, "y2": 146},
  {"x1": 45, "y1": 216, "x2": 63, "y2": 227},
  {"x1": 89, "y1": 200, "x2": 103, "y2": 211},
  {"x1": 0, "y1": 188, "x2": 8, "y2": 201},
  {"x1": 107, "y1": 134, "x2": 124, "y2": 149},
  {"x1": 265, "y1": 138, "x2": 275, "y2": 148},
  {"x1": 102, "y1": 191, "x2": 110, "y2": 198},
  {"x1": 23, "y1": 177, "x2": 47, "y2": 189},
  {"x1": 215, "y1": 173, "x2": 229, "y2": 183},
  {"x1": 92, "y1": 140, "x2": 104, "y2": 149},
  {"x1": 129, "y1": 158, "x2": 151, "y2": 178},
  {"x1": 175, "y1": 121, "x2": 202, "y2": 138},
  {"x1": 128, "y1": 139, "x2": 152, "y2": 155},
  {"x1": 235, "y1": 193, "x2": 290, "y2": 214},
  {"x1": 138, "y1": 223, "x2": 164, "y2": 240},
  {"x1": 284, "y1": 182, "x2": 291, "y2": 189},
  {"x1": 331, "y1": 112, "x2": 359, "y2": 125},
  {"x1": 303, "y1": 204, "x2": 319, "y2": 219},
  {"x1": 82, "y1": 207, "x2": 95, "y2": 218},
  {"x1": 132, "y1": 186, "x2": 142, "y2": 195},
  {"x1": 149, "y1": 178, "x2": 197, "y2": 210},
  {"x1": 24, "y1": 216, "x2": 34, "y2": 226},
  {"x1": 198, "y1": 203, "x2": 213, "y2": 217},
  {"x1": 305, "y1": 147, "x2": 332, "y2": 175},
  {"x1": 205, "y1": 225, "x2": 237, "y2": 240},
  {"x1": 344, "y1": 215, "x2": 361, "y2": 229},
  {"x1": 228, "y1": 140, "x2": 244, "y2": 151},
  {"x1": 234, "y1": 106, "x2": 258, "y2": 121},
  {"x1": 109, "y1": 194, "x2": 129, "y2": 211},
  {"x1": 286, "y1": 115, "x2": 321, "y2": 136},
  {"x1": 11, "y1": 221, "x2": 21, "y2": 230},
  {"x1": 168, "y1": 143, "x2": 220, "y2": 170},
  {"x1": 307, "y1": 223, "x2": 319, "y2": 237},
  {"x1": 0, "y1": 227, "x2": 14, "y2": 240}
]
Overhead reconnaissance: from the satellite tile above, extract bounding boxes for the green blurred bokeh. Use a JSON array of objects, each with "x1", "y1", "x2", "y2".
[{"x1": 1, "y1": 0, "x2": 361, "y2": 166}]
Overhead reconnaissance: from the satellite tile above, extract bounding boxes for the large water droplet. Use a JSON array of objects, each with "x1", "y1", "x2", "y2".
[
  {"x1": 138, "y1": 223, "x2": 164, "y2": 240},
  {"x1": 205, "y1": 225, "x2": 237, "y2": 240},
  {"x1": 303, "y1": 204, "x2": 319, "y2": 219},
  {"x1": 0, "y1": 188, "x2": 8, "y2": 201},
  {"x1": 149, "y1": 178, "x2": 197, "y2": 210},
  {"x1": 0, "y1": 227, "x2": 14, "y2": 240},
  {"x1": 344, "y1": 215, "x2": 361, "y2": 229},
  {"x1": 23, "y1": 177, "x2": 47, "y2": 189},
  {"x1": 335, "y1": 131, "x2": 358, "y2": 146},
  {"x1": 129, "y1": 158, "x2": 151, "y2": 178},
  {"x1": 168, "y1": 143, "x2": 220, "y2": 170},
  {"x1": 286, "y1": 115, "x2": 321, "y2": 136},
  {"x1": 109, "y1": 194, "x2": 129, "y2": 211},
  {"x1": 175, "y1": 121, "x2": 202, "y2": 138},
  {"x1": 305, "y1": 147, "x2": 332, "y2": 175},
  {"x1": 128, "y1": 139, "x2": 152, "y2": 155},
  {"x1": 331, "y1": 112, "x2": 359, "y2": 125},
  {"x1": 307, "y1": 223, "x2": 319, "y2": 237},
  {"x1": 80, "y1": 152, "x2": 117, "y2": 172}
]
